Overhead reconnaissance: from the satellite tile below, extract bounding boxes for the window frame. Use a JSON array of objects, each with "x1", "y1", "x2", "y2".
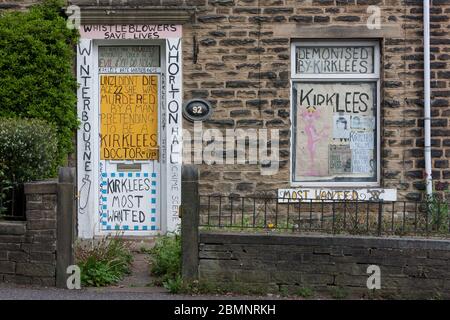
[{"x1": 290, "y1": 40, "x2": 381, "y2": 188}]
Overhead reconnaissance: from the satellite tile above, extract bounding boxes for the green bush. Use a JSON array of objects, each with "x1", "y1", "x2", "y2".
[
  {"x1": 163, "y1": 274, "x2": 184, "y2": 294},
  {"x1": 0, "y1": 117, "x2": 59, "y2": 183},
  {"x1": 149, "y1": 234, "x2": 182, "y2": 291},
  {"x1": 75, "y1": 236, "x2": 133, "y2": 287},
  {"x1": 0, "y1": 162, "x2": 13, "y2": 215},
  {"x1": 0, "y1": 0, "x2": 79, "y2": 163},
  {"x1": 296, "y1": 287, "x2": 314, "y2": 298},
  {"x1": 426, "y1": 192, "x2": 449, "y2": 233}
]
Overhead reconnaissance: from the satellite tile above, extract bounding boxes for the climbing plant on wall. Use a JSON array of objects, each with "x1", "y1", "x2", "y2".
[{"x1": 0, "y1": 0, "x2": 79, "y2": 168}]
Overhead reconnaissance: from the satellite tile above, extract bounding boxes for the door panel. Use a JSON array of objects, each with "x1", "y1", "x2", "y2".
[{"x1": 97, "y1": 46, "x2": 161, "y2": 233}]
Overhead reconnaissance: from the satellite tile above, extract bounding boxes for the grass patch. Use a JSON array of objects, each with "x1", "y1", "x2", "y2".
[
  {"x1": 148, "y1": 233, "x2": 182, "y2": 293},
  {"x1": 330, "y1": 286, "x2": 349, "y2": 300},
  {"x1": 296, "y1": 287, "x2": 315, "y2": 298},
  {"x1": 184, "y1": 280, "x2": 275, "y2": 296},
  {"x1": 75, "y1": 235, "x2": 133, "y2": 287}
]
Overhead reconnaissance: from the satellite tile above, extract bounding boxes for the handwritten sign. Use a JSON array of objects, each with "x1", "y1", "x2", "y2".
[
  {"x1": 352, "y1": 149, "x2": 374, "y2": 174},
  {"x1": 80, "y1": 24, "x2": 182, "y2": 39},
  {"x1": 100, "y1": 74, "x2": 158, "y2": 160},
  {"x1": 99, "y1": 46, "x2": 160, "y2": 69},
  {"x1": 278, "y1": 188, "x2": 397, "y2": 202},
  {"x1": 100, "y1": 173, "x2": 157, "y2": 231},
  {"x1": 296, "y1": 46, "x2": 374, "y2": 74},
  {"x1": 350, "y1": 131, "x2": 374, "y2": 150}
]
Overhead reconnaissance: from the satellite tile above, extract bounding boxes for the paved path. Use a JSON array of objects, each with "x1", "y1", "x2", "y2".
[{"x1": 0, "y1": 283, "x2": 288, "y2": 300}]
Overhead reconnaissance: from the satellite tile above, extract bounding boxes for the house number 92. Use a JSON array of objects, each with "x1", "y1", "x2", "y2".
[{"x1": 183, "y1": 99, "x2": 213, "y2": 122}]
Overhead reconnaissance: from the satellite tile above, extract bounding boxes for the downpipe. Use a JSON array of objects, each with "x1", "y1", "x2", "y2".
[{"x1": 423, "y1": 0, "x2": 433, "y2": 197}]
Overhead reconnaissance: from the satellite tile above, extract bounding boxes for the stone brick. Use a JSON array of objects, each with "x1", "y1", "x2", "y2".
[
  {"x1": 3, "y1": 275, "x2": 32, "y2": 285},
  {"x1": 236, "y1": 119, "x2": 263, "y2": 127},
  {"x1": 0, "y1": 261, "x2": 15, "y2": 274},
  {"x1": 7, "y1": 251, "x2": 29, "y2": 263},
  {"x1": 0, "y1": 235, "x2": 26, "y2": 243},
  {"x1": 197, "y1": 15, "x2": 227, "y2": 23},
  {"x1": 0, "y1": 222, "x2": 26, "y2": 236},
  {"x1": 230, "y1": 109, "x2": 251, "y2": 117},
  {"x1": 15, "y1": 263, "x2": 55, "y2": 277},
  {"x1": 27, "y1": 219, "x2": 57, "y2": 231}
]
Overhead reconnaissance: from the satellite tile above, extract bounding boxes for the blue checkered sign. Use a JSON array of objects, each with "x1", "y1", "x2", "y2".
[{"x1": 99, "y1": 171, "x2": 158, "y2": 231}]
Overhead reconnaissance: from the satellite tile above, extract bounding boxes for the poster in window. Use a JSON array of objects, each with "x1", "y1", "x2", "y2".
[
  {"x1": 352, "y1": 149, "x2": 374, "y2": 174},
  {"x1": 329, "y1": 145, "x2": 352, "y2": 174},
  {"x1": 351, "y1": 115, "x2": 375, "y2": 130},
  {"x1": 100, "y1": 74, "x2": 159, "y2": 160},
  {"x1": 333, "y1": 114, "x2": 351, "y2": 139},
  {"x1": 294, "y1": 82, "x2": 376, "y2": 182},
  {"x1": 98, "y1": 46, "x2": 160, "y2": 73},
  {"x1": 296, "y1": 46, "x2": 374, "y2": 74}
]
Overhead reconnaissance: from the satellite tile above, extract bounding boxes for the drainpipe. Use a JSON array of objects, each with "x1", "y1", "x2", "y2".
[{"x1": 423, "y1": 0, "x2": 433, "y2": 197}]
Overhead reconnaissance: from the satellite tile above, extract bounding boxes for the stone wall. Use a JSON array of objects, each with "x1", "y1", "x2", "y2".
[
  {"x1": 0, "y1": 178, "x2": 75, "y2": 287},
  {"x1": 198, "y1": 231, "x2": 450, "y2": 299},
  {"x1": 0, "y1": 182, "x2": 58, "y2": 285}
]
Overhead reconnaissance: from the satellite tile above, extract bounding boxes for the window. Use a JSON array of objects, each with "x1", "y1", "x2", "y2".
[
  {"x1": 291, "y1": 41, "x2": 380, "y2": 187},
  {"x1": 98, "y1": 46, "x2": 160, "y2": 73}
]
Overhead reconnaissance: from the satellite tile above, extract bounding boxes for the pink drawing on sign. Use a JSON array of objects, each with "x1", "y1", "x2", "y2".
[{"x1": 300, "y1": 106, "x2": 330, "y2": 176}]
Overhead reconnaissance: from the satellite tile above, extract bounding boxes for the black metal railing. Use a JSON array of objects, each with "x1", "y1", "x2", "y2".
[
  {"x1": 0, "y1": 184, "x2": 26, "y2": 221},
  {"x1": 198, "y1": 194, "x2": 450, "y2": 237}
]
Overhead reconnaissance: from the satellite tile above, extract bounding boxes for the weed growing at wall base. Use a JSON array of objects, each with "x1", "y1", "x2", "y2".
[
  {"x1": 148, "y1": 233, "x2": 182, "y2": 293},
  {"x1": 75, "y1": 235, "x2": 133, "y2": 287},
  {"x1": 426, "y1": 192, "x2": 449, "y2": 233}
]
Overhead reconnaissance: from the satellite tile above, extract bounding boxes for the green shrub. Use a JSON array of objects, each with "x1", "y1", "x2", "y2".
[
  {"x1": 0, "y1": 117, "x2": 59, "y2": 183},
  {"x1": 330, "y1": 286, "x2": 349, "y2": 300},
  {"x1": 296, "y1": 287, "x2": 314, "y2": 298},
  {"x1": 0, "y1": 0, "x2": 79, "y2": 163},
  {"x1": 0, "y1": 162, "x2": 13, "y2": 215},
  {"x1": 426, "y1": 192, "x2": 449, "y2": 233},
  {"x1": 149, "y1": 234, "x2": 182, "y2": 291},
  {"x1": 163, "y1": 274, "x2": 184, "y2": 294},
  {"x1": 75, "y1": 235, "x2": 133, "y2": 287}
]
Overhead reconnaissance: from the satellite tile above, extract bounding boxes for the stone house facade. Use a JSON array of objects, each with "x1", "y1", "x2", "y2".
[
  {"x1": 63, "y1": 0, "x2": 450, "y2": 202},
  {"x1": 3, "y1": 0, "x2": 450, "y2": 236}
]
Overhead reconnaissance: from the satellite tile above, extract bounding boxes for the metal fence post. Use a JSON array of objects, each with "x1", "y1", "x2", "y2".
[
  {"x1": 181, "y1": 165, "x2": 199, "y2": 282},
  {"x1": 377, "y1": 200, "x2": 383, "y2": 236}
]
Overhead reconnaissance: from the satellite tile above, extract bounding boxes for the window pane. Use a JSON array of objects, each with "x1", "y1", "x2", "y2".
[
  {"x1": 98, "y1": 46, "x2": 160, "y2": 71},
  {"x1": 293, "y1": 81, "x2": 377, "y2": 183},
  {"x1": 296, "y1": 46, "x2": 374, "y2": 74}
]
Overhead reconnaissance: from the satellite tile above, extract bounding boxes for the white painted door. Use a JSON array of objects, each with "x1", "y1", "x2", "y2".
[{"x1": 97, "y1": 45, "x2": 161, "y2": 234}]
